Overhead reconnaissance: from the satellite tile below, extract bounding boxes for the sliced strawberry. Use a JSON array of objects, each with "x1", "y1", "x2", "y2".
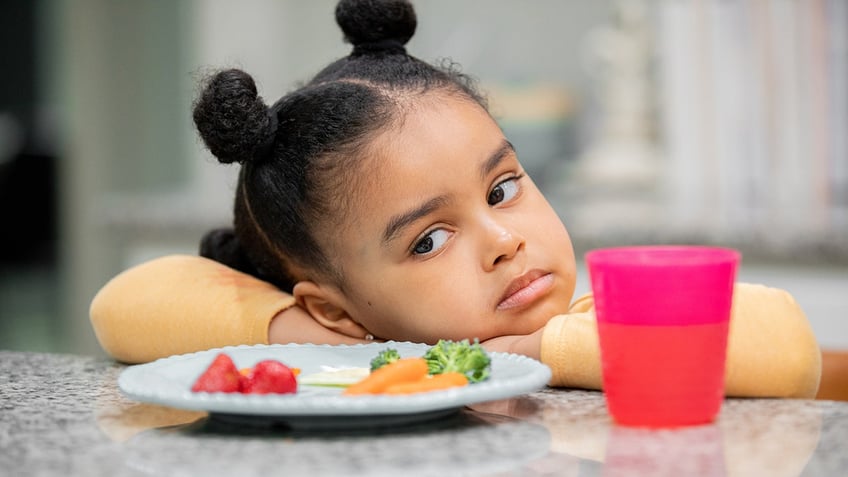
[
  {"x1": 241, "y1": 360, "x2": 298, "y2": 394},
  {"x1": 191, "y1": 353, "x2": 242, "y2": 393}
]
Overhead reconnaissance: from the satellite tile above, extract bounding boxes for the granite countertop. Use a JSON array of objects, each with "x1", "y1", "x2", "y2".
[{"x1": 2, "y1": 350, "x2": 846, "y2": 476}]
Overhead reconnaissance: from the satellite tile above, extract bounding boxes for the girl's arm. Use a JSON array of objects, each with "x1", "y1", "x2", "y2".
[
  {"x1": 540, "y1": 283, "x2": 822, "y2": 398},
  {"x1": 89, "y1": 255, "x2": 365, "y2": 363},
  {"x1": 481, "y1": 329, "x2": 545, "y2": 360}
]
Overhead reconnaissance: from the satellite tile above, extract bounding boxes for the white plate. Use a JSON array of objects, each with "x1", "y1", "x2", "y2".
[{"x1": 118, "y1": 342, "x2": 551, "y2": 429}]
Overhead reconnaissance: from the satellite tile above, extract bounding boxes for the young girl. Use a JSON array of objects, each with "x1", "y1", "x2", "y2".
[{"x1": 89, "y1": 0, "x2": 821, "y2": 398}]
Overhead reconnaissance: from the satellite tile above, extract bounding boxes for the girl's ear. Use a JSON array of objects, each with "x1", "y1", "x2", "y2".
[{"x1": 292, "y1": 281, "x2": 370, "y2": 339}]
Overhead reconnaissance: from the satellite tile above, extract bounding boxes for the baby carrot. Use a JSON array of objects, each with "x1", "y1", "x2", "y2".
[
  {"x1": 383, "y1": 372, "x2": 469, "y2": 395},
  {"x1": 342, "y1": 357, "x2": 429, "y2": 395}
]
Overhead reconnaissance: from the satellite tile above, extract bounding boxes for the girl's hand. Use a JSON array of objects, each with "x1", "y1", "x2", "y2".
[{"x1": 481, "y1": 329, "x2": 544, "y2": 360}]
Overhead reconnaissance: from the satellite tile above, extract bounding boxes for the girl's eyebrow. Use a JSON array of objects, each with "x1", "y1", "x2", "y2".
[
  {"x1": 382, "y1": 196, "x2": 449, "y2": 245},
  {"x1": 480, "y1": 140, "x2": 516, "y2": 180},
  {"x1": 381, "y1": 139, "x2": 517, "y2": 246}
]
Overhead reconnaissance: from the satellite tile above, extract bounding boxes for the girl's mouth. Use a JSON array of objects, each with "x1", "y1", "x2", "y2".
[{"x1": 497, "y1": 271, "x2": 554, "y2": 310}]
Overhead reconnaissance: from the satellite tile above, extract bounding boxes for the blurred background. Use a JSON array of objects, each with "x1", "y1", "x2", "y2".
[{"x1": 1, "y1": 0, "x2": 846, "y2": 357}]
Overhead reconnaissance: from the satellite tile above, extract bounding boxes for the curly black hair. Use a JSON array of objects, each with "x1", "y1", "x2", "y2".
[{"x1": 192, "y1": 0, "x2": 488, "y2": 291}]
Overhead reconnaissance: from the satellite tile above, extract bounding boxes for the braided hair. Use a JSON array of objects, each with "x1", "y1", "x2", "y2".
[{"x1": 192, "y1": 0, "x2": 487, "y2": 291}]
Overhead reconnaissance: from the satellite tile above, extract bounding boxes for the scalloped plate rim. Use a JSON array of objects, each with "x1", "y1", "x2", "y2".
[{"x1": 118, "y1": 341, "x2": 551, "y2": 418}]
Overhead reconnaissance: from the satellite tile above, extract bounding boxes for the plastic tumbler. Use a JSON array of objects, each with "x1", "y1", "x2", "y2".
[{"x1": 585, "y1": 245, "x2": 740, "y2": 427}]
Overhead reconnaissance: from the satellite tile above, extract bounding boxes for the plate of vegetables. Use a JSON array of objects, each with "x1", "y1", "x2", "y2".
[{"x1": 118, "y1": 340, "x2": 551, "y2": 429}]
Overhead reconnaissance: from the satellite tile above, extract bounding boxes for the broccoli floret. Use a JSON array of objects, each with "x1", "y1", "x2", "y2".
[
  {"x1": 423, "y1": 339, "x2": 491, "y2": 383},
  {"x1": 370, "y1": 348, "x2": 402, "y2": 371}
]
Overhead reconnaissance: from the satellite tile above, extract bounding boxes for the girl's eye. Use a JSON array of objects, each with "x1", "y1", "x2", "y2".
[
  {"x1": 412, "y1": 229, "x2": 450, "y2": 256},
  {"x1": 488, "y1": 175, "x2": 522, "y2": 205}
]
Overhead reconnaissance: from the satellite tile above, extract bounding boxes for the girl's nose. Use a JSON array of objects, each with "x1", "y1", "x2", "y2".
[{"x1": 484, "y1": 217, "x2": 525, "y2": 270}]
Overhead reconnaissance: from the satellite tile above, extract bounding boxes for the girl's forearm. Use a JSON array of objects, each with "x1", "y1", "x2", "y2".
[{"x1": 481, "y1": 329, "x2": 544, "y2": 360}]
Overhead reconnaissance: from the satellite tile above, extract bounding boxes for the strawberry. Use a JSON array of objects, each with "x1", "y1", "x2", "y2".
[
  {"x1": 241, "y1": 360, "x2": 298, "y2": 394},
  {"x1": 191, "y1": 353, "x2": 242, "y2": 393}
]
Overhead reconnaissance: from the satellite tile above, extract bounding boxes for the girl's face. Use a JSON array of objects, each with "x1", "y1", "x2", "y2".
[{"x1": 321, "y1": 95, "x2": 576, "y2": 343}]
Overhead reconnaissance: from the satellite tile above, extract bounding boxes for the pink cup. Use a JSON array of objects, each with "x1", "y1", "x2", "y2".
[{"x1": 585, "y1": 245, "x2": 740, "y2": 427}]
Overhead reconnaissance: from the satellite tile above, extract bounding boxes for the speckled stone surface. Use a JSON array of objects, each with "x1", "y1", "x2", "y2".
[{"x1": 2, "y1": 350, "x2": 846, "y2": 476}]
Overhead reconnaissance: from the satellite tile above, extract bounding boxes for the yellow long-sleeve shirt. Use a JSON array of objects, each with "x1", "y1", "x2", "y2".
[{"x1": 89, "y1": 254, "x2": 822, "y2": 398}]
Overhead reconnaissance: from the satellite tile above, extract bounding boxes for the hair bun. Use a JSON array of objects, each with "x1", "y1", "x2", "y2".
[
  {"x1": 192, "y1": 69, "x2": 277, "y2": 164},
  {"x1": 335, "y1": 0, "x2": 417, "y2": 55}
]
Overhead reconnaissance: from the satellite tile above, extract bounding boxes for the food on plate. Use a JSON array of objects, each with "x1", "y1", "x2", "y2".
[
  {"x1": 190, "y1": 353, "x2": 298, "y2": 395},
  {"x1": 240, "y1": 366, "x2": 301, "y2": 377},
  {"x1": 343, "y1": 357, "x2": 430, "y2": 395},
  {"x1": 423, "y1": 339, "x2": 491, "y2": 383},
  {"x1": 343, "y1": 340, "x2": 492, "y2": 395},
  {"x1": 241, "y1": 359, "x2": 298, "y2": 394},
  {"x1": 190, "y1": 340, "x2": 491, "y2": 396},
  {"x1": 191, "y1": 353, "x2": 242, "y2": 393},
  {"x1": 383, "y1": 371, "x2": 468, "y2": 394},
  {"x1": 297, "y1": 366, "x2": 370, "y2": 386},
  {"x1": 369, "y1": 348, "x2": 402, "y2": 371}
]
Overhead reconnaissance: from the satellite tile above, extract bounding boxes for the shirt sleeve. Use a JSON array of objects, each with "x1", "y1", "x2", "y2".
[
  {"x1": 723, "y1": 282, "x2": 821, "y2": 398},
  {"x1": 539, "y1": 290, "x2": 603, "y2": 390},
  {"x1": 540, "y1": 283, "x2": 822, "y2": 398},
  {"x1": 89, "y1": 255, "x2": 296, "y2": 364}
]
